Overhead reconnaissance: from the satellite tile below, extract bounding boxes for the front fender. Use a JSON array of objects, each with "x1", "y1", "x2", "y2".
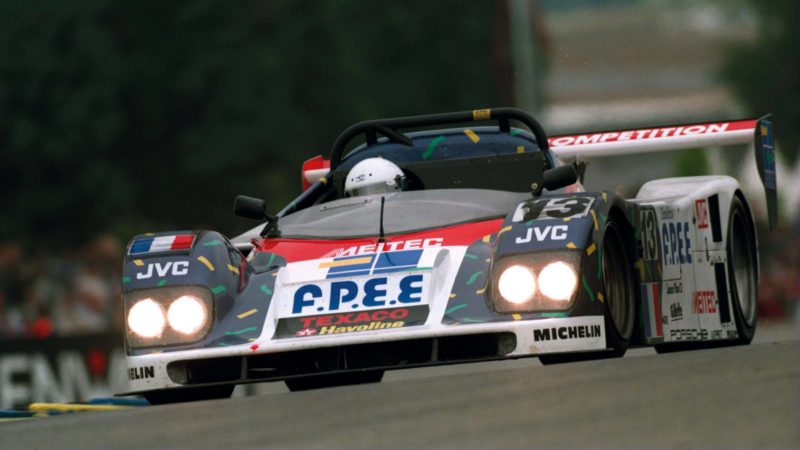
[{"x1": 122, "y1": 231, "x2": 284, "y2": 355}]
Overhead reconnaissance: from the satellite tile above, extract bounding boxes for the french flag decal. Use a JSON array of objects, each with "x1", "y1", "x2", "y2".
[
  {"x1": 641, "y1": 282, "x2": 663, "y2": 338},
  {"x1": 129, "y1": 234, "x2": 196, "y2": 255}
]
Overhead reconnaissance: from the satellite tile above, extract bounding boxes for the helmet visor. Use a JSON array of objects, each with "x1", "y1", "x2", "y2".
[{"x1": 351, "y1": 181, "x2": 399, "y2": 196}]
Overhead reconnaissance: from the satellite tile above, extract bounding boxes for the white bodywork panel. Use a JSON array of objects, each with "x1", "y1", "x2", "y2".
[
  {"x1": 124, "y1": 245, "x2": 607, "y2": 394},
  {"x1": 632, "y1": 175, "x2": 752, "y2": 344},
  {"x1": 123, "y1": 116, "x2": 771, "y2": 395}
]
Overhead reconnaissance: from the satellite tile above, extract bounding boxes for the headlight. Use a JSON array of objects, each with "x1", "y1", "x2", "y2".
[
  {"x1": 538, "y1": 261, "x2": 577, "y2": 301},
  {"x1": 498, "y1": 265, "x2": 536, "y2": 304},
  {"x1": 125, "y1": 286, "x2": 214, "y2": 349},
  {"x1": 491, "y1": 252, "x2": 581, "y2": 313},
  {"x1": 127, "y1": 299, "x2": 166, "y2": 338},
  {"x1": 167, "y1": 295, "x2": 208, "y2": 335}
]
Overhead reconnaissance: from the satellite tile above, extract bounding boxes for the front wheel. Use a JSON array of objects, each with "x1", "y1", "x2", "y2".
[{"x1": 540, "y1": 220, "x2": 634, "y2": 364}]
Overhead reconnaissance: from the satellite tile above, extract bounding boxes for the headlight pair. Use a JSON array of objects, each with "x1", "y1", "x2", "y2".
[
  {"x1": 491, "y1": 252, "x2": 580, "y2": 313},
  {"x1": 125, "y1": 286, "x2": 213, "y2": 348}
]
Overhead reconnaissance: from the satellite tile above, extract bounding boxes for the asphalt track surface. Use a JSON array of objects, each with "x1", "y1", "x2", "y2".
[{"x1": 2, "y1": 323, "x2": 798, "y2": 448}]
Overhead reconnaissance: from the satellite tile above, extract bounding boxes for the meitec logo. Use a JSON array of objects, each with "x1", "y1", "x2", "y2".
[
  {"x1": 692, "y1": 291, "x2": 717, "y2": 314},
  {"x1": 136, "y1": 261, "x2": 189, "y2": 279}
]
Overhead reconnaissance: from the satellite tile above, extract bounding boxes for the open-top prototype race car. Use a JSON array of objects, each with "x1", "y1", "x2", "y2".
[{"x1": 120, "y1": 108, "x2": 776, "y2": 404}]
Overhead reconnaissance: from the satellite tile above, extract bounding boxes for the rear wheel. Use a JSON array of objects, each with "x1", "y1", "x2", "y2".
[
  {"x1": 285, "y1": 370, "x2": 384, "y2": 392},
  {"x1": 727, "y1": 195, "x2": 758, "y2": 344},
  {"x1": 540, "y1": 220, "x2": 634, "y2": 364},
  {"x1": 144, "y1": 385, "x2": 234, "y2": 405}
]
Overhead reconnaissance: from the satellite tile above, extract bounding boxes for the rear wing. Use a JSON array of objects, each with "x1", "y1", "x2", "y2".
[{"x1": 548, "y1": 117, "x2": 777, "y2": 228}]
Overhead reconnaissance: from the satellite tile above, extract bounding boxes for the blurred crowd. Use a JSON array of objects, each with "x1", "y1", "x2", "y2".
[
  {"x1": 756, "y1": 224, "x2": 800, "y2": 321},
  {"x1": 0, "y1": 235, "x2": 123, "y2": 339},
  {"x1": 0, "y1": 224, "x2": 797, "y2": 341}
]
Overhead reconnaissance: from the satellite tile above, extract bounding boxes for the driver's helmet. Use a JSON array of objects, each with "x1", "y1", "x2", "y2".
[{"x1": 344, "y1": 157, "x2": 405, "y2": 196}]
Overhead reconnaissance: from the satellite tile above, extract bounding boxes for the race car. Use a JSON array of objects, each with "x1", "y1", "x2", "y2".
[{"x1": 119, "y1": 108, "x2": 776, "y2": 404}]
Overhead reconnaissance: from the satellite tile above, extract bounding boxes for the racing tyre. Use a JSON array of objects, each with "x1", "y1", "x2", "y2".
[
  {"x1": 727, "y1": 195, "x2": 758, "y2": 344},
  {"x1": 143, "y1": 385, "x2": 234, "y2": 405},
  {"x1": 285, "y1": 370, "x2": 384, "y2": 392},
  {"x1": 540, "y1": 220, "x2": 635, "y2": 364}
]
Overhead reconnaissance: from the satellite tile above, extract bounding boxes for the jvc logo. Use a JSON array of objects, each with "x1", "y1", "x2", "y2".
[
  {"x1": 293, "y1": 274, "x2": 424, "y2": 314},
  {"x1": 136, "y1": 261, "x2": 189, "y2": 279},
  {"x1": 516, "y1": 225, "x2": 568, "y2": 244}
]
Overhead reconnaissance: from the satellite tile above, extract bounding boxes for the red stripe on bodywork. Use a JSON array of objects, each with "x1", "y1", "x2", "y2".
[
  {"x1": 652, "y1": 283, "x2": 663, "y2": 337},
  {"x1": 256, "y1": 219, "x2": 504, "y2": 263}
]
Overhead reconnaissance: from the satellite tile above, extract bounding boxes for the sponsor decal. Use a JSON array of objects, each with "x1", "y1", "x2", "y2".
[
  {"x1": 659, "y1": 207, "x2": 675, "y2": 220},
  {"x1": 661, "y1": 221, "x2": 692, "y2": 265},
  {"x1": 320, "y1": 249, "x2": 425, "y2": 279},
  {"x1": 670, "y1": 302, "x2": 683, "y2": 321},
  {"x1": 640, "y1": 209, "x2": 659, "y2": 261},
  {"x1": 515, "y1": 224, "x2": 568, "y2": 244},
  {"x1": 695, "y1": 199, "x2": 709, "y2": 229},
  {"x1": 319, "y1": 321, "x2": 405, "y2": 335},
  {"x1": 761, "y1": 121, "x2": 776, "y2": 190},
  {"x1": 297, "y1": 308, "x2": 410, "y2": 328},
  {"x1": 533, "y1": 324, "x2": 602, "y2": 342},
  {"x1": 670, "y1": 328, "x2": 709, "y2": 341},
  {"x1": 520, "y1": 196, "x2": 595, "y2": 221},
  {"x1": 334, "y1": 238, "x2": 443, "y2": 257},
  {"x1": 711, "y1": 330, "x2": 723, "y2": 340},
  {"x1": 642, "y1": 282, "x2": 663, "y2": 338},
  {"x1": 666, "y1": 280, "x2": 683, "y2": 295},
  {"x1": 276, "y1": 306, "x2": 429, "y2": 338},
  {"x1": 135, "y1": 261, "x2": 189, "y2": 279},
  {"x1": 128, "y1": 365, "x2": 155, "y2": 381},
  {"x1": 726, "y1": 330, "x2": 738, "y2": 339},
  {"x1": 692, "y1": 291, "x2": 717, "y2": 314},
  {"x1": 549, "y1": 123, "x2": 733, "y2": 147},
  {"x1": 129, "y1": 234, "x2": 195, "y2": 255},
  {"x1": 290, "y1": 274, "x2": 426, "y2": 315}
]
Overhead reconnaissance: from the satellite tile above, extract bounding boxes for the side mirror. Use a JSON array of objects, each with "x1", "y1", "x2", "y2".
[
  {"x1": 234, "y1": 195, "x2": 267, "y2": 220},
  {"x1": 541, "y1": 165, "x2": 578, "y2": 192},
  {"x1": 234, "y1": 195, "x2": 282, "y2": 238}
]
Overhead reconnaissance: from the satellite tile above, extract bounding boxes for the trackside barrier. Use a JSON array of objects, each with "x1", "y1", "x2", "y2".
[{"x1": 0, "y1": 333, "x2": 126, "y2": 409}]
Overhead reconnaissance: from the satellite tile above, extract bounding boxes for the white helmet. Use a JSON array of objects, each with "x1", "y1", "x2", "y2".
[{"x1": 344, "y1": 157, "x2": 405, "y2": 196}]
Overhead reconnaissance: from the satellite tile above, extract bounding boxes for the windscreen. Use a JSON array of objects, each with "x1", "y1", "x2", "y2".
[{"x1": 234, "y1": 189, "x2": 531, "y2": 241}]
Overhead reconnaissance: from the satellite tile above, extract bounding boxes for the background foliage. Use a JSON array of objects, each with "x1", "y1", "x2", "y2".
[
  {"x1": 720, "y1": 0, "x2": 800, "y2": 163},
  {"x1": 0, "y1": 0, "x2": 500, "y2": 249},
  {"x1": 1, "y1": 0, "x2": 797, "y2": 251}
]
